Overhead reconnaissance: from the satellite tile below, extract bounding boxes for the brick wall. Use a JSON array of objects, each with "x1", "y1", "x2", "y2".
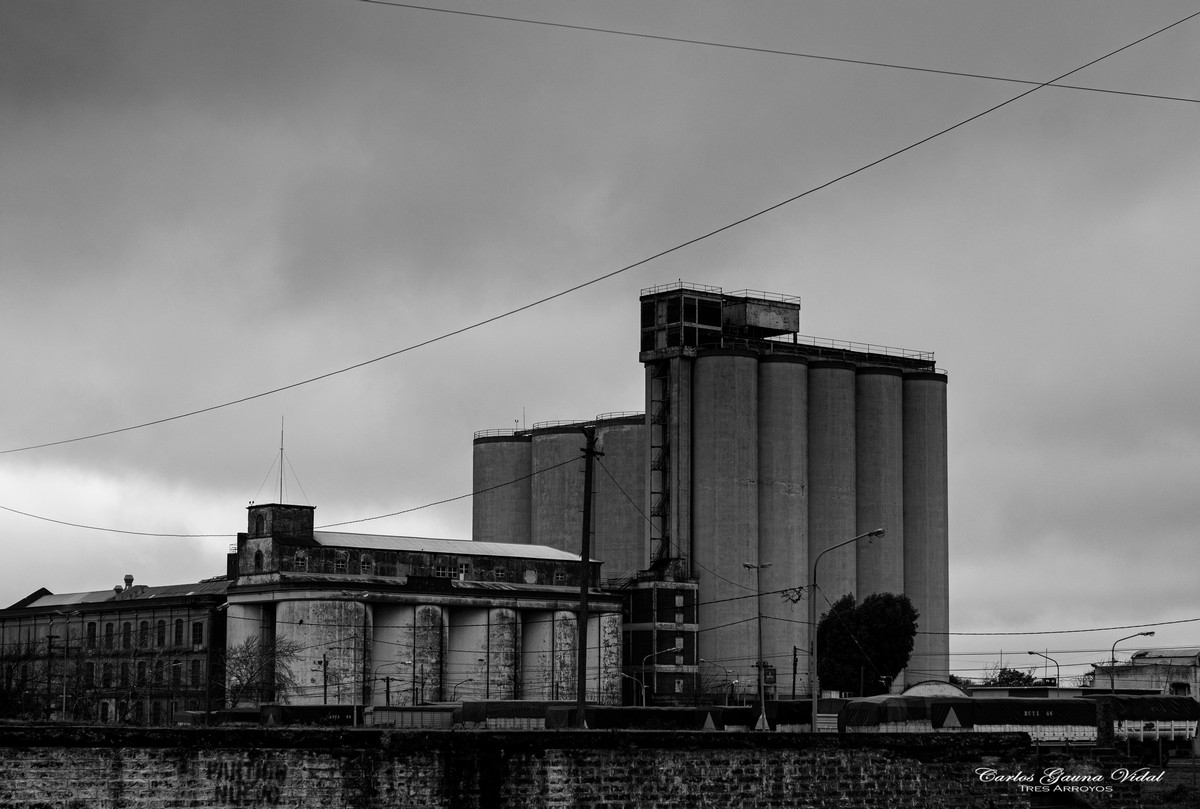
[{"x1": 0, "y1": 726, "x2": 1152, "y2": 809}]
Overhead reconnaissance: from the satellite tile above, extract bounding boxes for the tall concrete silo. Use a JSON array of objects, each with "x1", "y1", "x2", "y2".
[
  {"x1": 855, "y1": 367, "x2": 905, "y2": 598},
  {"x1": 807, "y1": 360, "x2": 859, "y2": 606},
  {"x1": 593, "y1": 414, "x2": 648, "y2": 580},
  {"x1": 276, "y1": 598, "x2": 370, "y2": 706},
  {"x1": 472, "y1": 433, "x2": 532, "y2": 544},
  {"x1": 692, "y1": 348, "x2": 760, "y2": 672},
  {"x1": 902, "y1": 371, "x2": 949, "y2": 682},
  {"x1": 757, "y1": 355, "x2": 809, "y2": 686},
  {"x1": 530, "y1": 425, "x2": 588, "y2": 552}
]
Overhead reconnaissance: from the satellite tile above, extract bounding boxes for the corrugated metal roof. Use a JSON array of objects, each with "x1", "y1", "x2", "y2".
[
  {"x1": 21, "y1": 579, "x2": 229, "y2": 610},
  {"x1": 312, "y1": 531, "x2": 584, "y2": 562}
]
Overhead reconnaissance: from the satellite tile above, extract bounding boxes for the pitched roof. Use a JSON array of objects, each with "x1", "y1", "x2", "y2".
[{"x1": 311, "y1": 531, "x2": 586, "y2": 562}]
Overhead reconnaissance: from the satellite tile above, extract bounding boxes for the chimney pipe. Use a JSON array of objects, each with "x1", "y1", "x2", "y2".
[{"x1": 124, "y1": 574, "x2": 134, "y2": 590}]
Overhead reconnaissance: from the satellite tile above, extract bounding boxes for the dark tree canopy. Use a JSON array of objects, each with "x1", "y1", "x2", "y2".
[
  {"x1": 982, "y1": 666, "x2": 1040, "y2": 687},
  {"x1": 816, "y1": 592, "x2": 918, "y2": 697}
]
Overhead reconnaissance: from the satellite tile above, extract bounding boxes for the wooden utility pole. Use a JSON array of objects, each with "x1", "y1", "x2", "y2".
[{"x1": 576, "y1": 426, "x2": 601, "y2": 728}]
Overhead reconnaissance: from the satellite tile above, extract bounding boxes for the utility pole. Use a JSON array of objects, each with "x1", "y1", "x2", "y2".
[{"x1": 576, "y1": 426, "x2": 601, "y2": 728}]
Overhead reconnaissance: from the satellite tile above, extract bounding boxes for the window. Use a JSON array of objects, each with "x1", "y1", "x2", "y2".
[
  {"x1": 674, "y1": 594, "x2": 684, "y2": 608},
  {"x1": 493, "y1": 567, "x2": 506, "y2": 581},
  {"x1": 170, "y1": 660, "x2": 182, "y2": 687},
  {"x1": 86, "y1": 622, "x2": 97, "y2": 649},
  {"x1": 191, "y1": 621, "x2": 204, "y2": 647},
  {"x1": 675, "y1": 636, "x2": 684, "y2": 650},
  {"x1": 100, "y1": 702, "x2": 110, "y2": 723},
  {"x1": 121, "y1": 622, "x2": 132, "y2": 650},
  {"x1": 120, "y1": 662, "x2": 130, "y2": 687},
  {"x1": 675, "y1": 612, "x2": 684, "y2": 624},
  {"x1": 433, "y1": 563, "x2": 450, "y2": 578},
  {"x1": 137, "y1": 662, "x2": 147, "y2": 685},
  {"x1": 360, "y1": 554, "x2": 374, "y2": 575},
  {"x1": 254, "y1": 550, "x2": 264, "y2": 572},
  {"x1": 84, "y1": 662, "x2": 96, "y2": 686},
  {"x1": 138, "y1": 621, "x2": 149, "y2": 647},
  {"x1": 190, "y1": 659, "x2": 202, "y2": 687},
  {"x1": 151, "y1": 701, "x2": 162, "y2": 725},
  {"x1": 104, "y1": 623, "x2": 114, "y2": 649},
  {"x1": 457, "y1": 562, "x2": 471, "y2": 580},
  {"x1": 102, "y1": 663, "x2": 113, "y2": 688},
  {"x1": 334, "y1": 551, "x2": 348, "y2": 573},
  {"x1": 293, "y1": 550, "x2": 308, "y2": 572},
  {"x1": 153, "y1": 661, "x2": 164, "y2": 685},
  {"x1": 134, "y1": 701, "x2": 145, "y2": 723},
  {"x1": 174, "y1": 619, "x2": 184, "y2": 647},
  {"x1": 255, "y1": 514, "x2": 266, "y2": 536},
  {"x1": 553, "y1": 570, "x2": 566, "y2": 586},
  {"x1": 156, "y1": 620, "x2": 166, "y2": 648}
]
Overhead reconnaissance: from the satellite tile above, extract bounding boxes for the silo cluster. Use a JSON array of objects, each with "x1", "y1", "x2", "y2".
[{"x1": 472, "y1": 413, "x2": 647, "y2": 583}]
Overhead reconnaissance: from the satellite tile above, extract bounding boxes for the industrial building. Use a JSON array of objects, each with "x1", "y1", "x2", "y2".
[
  {"x1": 0, "y1": 502, "x2": 624, "y2": 723},
  {"x1": 473, "y1": 282, "x2": 949, "y2": 702}
]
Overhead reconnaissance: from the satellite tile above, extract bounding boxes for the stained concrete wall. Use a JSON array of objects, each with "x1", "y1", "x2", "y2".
[{"x1": 0, "y1": 726, "x2": 1145, "y2": 809}]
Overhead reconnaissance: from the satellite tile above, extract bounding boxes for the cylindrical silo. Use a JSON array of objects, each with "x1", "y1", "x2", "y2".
[
  {"x1": 903, "y1": 371, "x2": 949, "y2": 682},
  {"x1": 276, "y1": 598, "x2": 370, "y2": 706},
  {"x1": 520, "y1": 609, "x2": 576, "y2": 700},
  {"x1": 472, "y1": 433, "x2": 533, "y2": 544},
  {"x1": 370, "y1": 604, "x2": 443, "y2": 707},
  {"x1": 855, "y1": 367, "x2": 905, "y2": 600},
  {"x1": 530, "y1": 425, "x2": 588, "y2": 551},
  {"x1": 593, "y1": 414, "x2": 648, "y2": 581},
  {"x1": 413, "y1": 604, "x2": 445, "y2": 703},
  {"x1": 692, "y1": 348, "x2": 759, "y2": 675},
  {"x1": 807, "y1": 360, "x2": 858, "y2": 608},
  {"x1": 447, "y1": 607, "x2": 490, "y2": 702},
  {"x1": 487, "y1": 607, "x2": 520, "y2": 700},
  {"x1": 757, "y1": 355, "x2": 809, "y2": 689}
]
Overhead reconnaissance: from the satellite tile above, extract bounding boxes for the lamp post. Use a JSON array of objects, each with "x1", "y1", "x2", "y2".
[
  {"x1": 699, "y1": 659, "x2": 738, "y2": 705},
  {"x1": 619, "y1": 672, "x2": 643, "y2": 705},
  {"x1": 372, "y1": 660, "x2": 412, "y2": 706},
  {"x1": 641, "y1": 648, "x2": 676, "y2": 707},
  {"x1": 1110, "y1": 631, "x2": 1154, "y2": 692},
  {"x1": 1027, "y1": 651, "x2": 1061, "y2": 697},
  {"x1": 809, "y1": 528, "x2": 886, "y2": 733},
  {"x1": 451, "y1": 678, "x2": 474, "y2": 701},
  {"x1": 742, "y1": 562, "x2": 772, "y2": 731}
]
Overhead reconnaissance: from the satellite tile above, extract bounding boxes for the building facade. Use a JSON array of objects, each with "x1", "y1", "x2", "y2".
[{"x1": 0, "y1": 578, "x2": 227, "y2": 724}]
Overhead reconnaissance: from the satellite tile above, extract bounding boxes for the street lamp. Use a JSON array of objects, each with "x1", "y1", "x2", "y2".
[
  {"x1": 1027, "y1": 651, "x2": 1060, "y2": 697},
  {"x1": 743, "y1": 562, "x2": 773, "y2": 730},
  {"x1": 619, "y1": 672, "x2": 643, "y2": 705},
  {"x1": 1110, "y1": 631, "x2": 1154, "y2": 692},
  {"x1": 699, "y1": 659, "x2": 738, "y2": 705},
  {"x1": 372, "y1": 660, "x2": 412, "y2": 706},
  {"x1": 451, "y1": 678, "x2": 474, "y2": 701},
  {"x1": 641, "y1": 648, "x2": 676, "y2": 707},
  {"x1": 809, "y1": 528, "x2": 886, "y2": 733}
]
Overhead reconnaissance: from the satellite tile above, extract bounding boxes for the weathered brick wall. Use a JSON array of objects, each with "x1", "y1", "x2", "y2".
[{"x1": 0, "y1": 726, "x2": 1150, "y2": 809}]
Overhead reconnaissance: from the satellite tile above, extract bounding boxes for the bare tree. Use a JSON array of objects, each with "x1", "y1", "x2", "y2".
[{"x1": 220, "y1": 637, "x2": 304, "y2": 708}]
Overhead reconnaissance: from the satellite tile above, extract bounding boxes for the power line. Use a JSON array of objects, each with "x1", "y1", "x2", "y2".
[
  {"x1": 6, "y1": 9, "x2": 1194, "y2": 458},
  {"x1": 359, "y1": 1, "x2": 1200, "y2": 105}
]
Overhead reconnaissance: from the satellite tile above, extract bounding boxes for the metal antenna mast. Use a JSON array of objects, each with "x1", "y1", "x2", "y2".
[{"x1": 279, "y1": 417, "x2": 285, "y2": 503}]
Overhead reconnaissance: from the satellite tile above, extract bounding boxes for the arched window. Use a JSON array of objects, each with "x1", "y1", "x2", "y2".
[
  {"x1": 156, "y1": 620, "x2": 166, "y2": 648},
  {"x1": 173, "y1": 619, "x2": 184, "y2": 646},
  {"x1": 254, "y1": 550, "x2": 264, "y2": 572},
  {"x1": 138, "y1": 621, "x2": 149, "y2": 647},
  {"x1": 360, "y1": 554, "x2": 374, "y2": 575},
  {"x1": 255, "y1": 514, "x2": 266, "y2": 536},
  {"x1": 121, "y1": 622, "x2": 132, "y2": 649}
]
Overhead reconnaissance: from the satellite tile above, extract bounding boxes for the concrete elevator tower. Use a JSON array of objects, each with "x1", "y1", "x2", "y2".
[{"x1": 638, "y1": 283, "x2": 948, "y2": 691}]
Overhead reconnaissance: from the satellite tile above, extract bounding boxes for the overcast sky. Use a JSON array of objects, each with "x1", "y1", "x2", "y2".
[{"x1": 2, "y1": 0, "x2": 1197, "y2": 684}]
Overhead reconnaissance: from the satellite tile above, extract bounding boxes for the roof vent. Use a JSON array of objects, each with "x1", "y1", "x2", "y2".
[{"x1": 124, "y1": 574, "x2": 134, "y2": 590}]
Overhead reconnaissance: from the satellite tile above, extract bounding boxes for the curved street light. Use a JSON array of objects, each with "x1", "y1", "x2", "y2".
[
  {"x1": 641, "y1": 648, "x2": 676, "y2": 707},
  {"x1": 1027, "y1": 651, "x2": 1060, "y2": 697},
  {"x1": 451, "y1": 678, "x2": 475, "y2": 701},
  {"x1": 699, "y1": 658, "x2": 739, "y2": 705},
  {"x1": 1110, "y1": 631, "x2": 1154, "y2": 692},
  {"x1": 809, "y1": 528, "x2": 886, "y2": 733}
]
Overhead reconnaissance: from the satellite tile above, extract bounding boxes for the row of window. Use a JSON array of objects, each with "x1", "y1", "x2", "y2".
[
  {"x1": 83, "y1": 658, "x2": 204, "y2": 689},
  {"x1": 285, "y1": 549, "x2": 571, "y2": 586},
  {"x1": 84, "y1": 619, "x2": 204, "y2": 650}
]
